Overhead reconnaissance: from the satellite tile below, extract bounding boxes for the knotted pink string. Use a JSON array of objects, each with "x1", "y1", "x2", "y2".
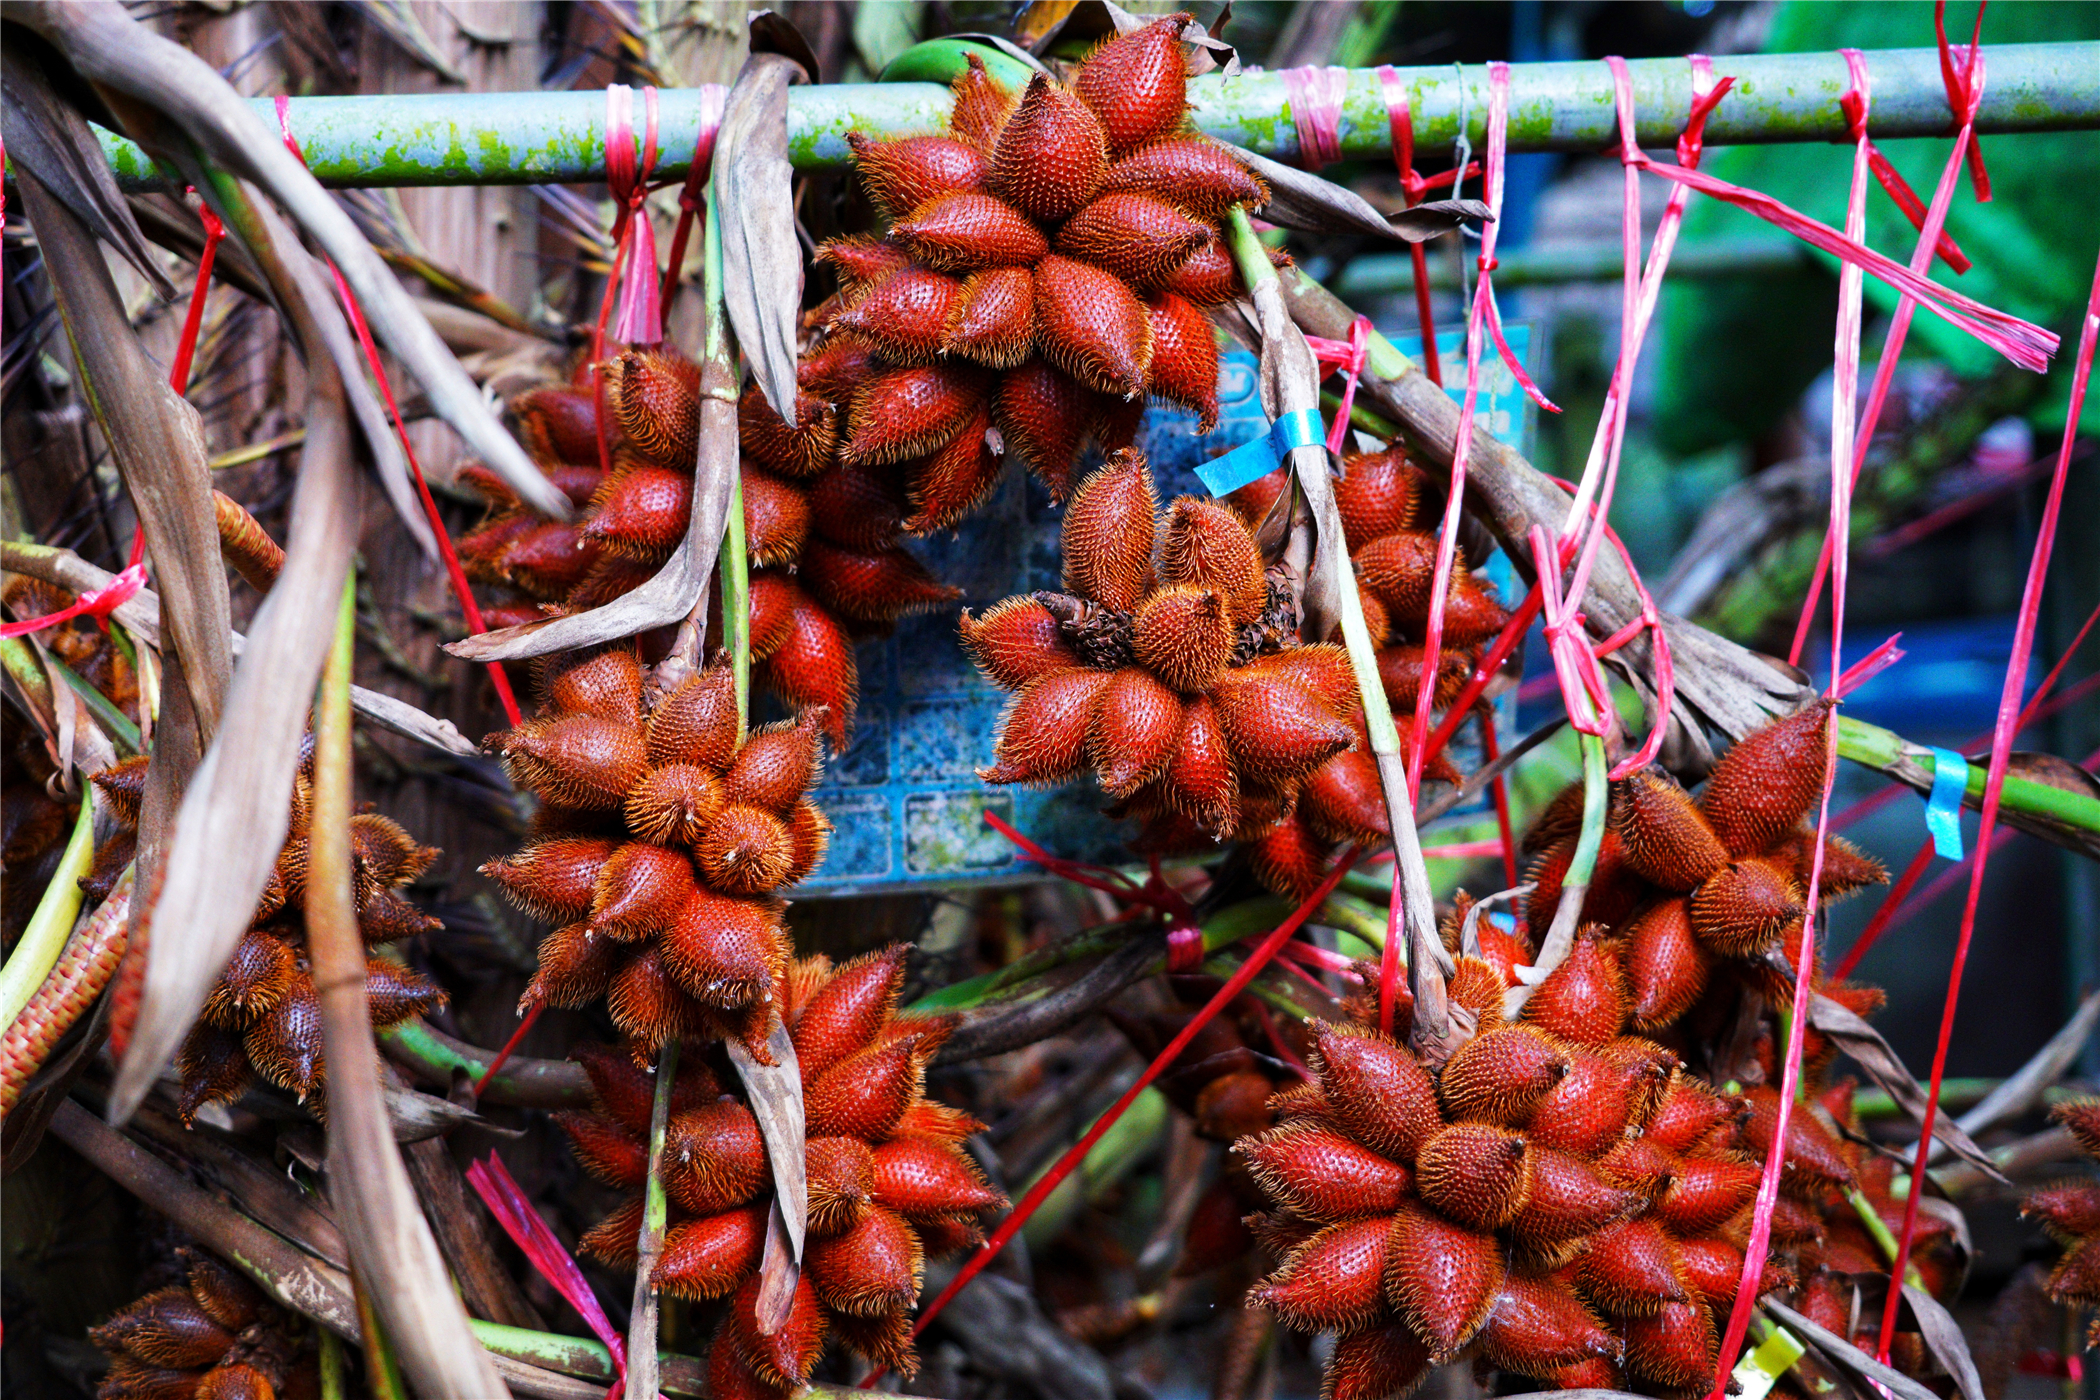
[
  {"x1": 600, "y1": 83, "x2": 663, "y2": 349},
  {"x1": 1305, "y1": 315, "x2": 1372, "y2": 451},
  {"x1": 0, "y1": 565, "x2": 146, "y2": 639},
  {"x1": 1790, "y1": 14, "x2": 1996, "y2": 665},
  {"x1": 1937, "y1": 0, "x2": 1993, "y2": 199},
  {"x1": 1373, "y1": 65, "x2": 1477, "y2": 386},
  {"x1": 1281, "y1": 65, "x2": 1348, "y2": 170},
  {"x1": 466, "y1": 1154, "x2": 654, "y2": 1400},
  {"x1": 659, "y1": 83, "x2": 728, "y2": 323}
]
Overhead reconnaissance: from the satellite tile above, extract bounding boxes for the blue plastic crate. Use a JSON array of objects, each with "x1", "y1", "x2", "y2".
[{"x1": 786, "y1": 329, "x2": 1538, "y2": 895}]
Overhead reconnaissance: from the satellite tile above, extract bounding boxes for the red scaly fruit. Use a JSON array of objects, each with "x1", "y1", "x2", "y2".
[
  {"x1": 1438, "y1": 1024, "x2": 1571, "y2": 1126},
  {"x1": 525, "y1": 922, "x2": 622, "y2": 1008},
  {"x1": 1213, "y1": 676, "x2": 1353, "y2": 786},
  {"x1": 2052, "y1": 1098, "x2": 2100, "y2": 1157},
  {"x1": 806, "y1": 1136, "x2": 877, "y2": 1237},
  {"x1": 1101, "y1": 137, "x2": 1269, "y2": 219},
  {"x1": 1439, "y1": 572, "x2": 1513, "y2": 646},
  {"x1": 1698, "y1": 699, "x2": 1836, "y2": 857},
  {"x1": 89, "y1": 1286, "x2": 235, "y2": 1369},
  {"x1": 499, "y1": 522, "x2": 602, "y2": 596},
  {"x1": 1740, "y1": 1086, "x2": 1854, "y2": 1187},
  {"x1": 1088, "y1": 667, "x2": 1183, "y2": 797},
  {"x1": 704, "y1": 1318, "x2": 786, "y2": 1400},
  {"x1": 790, "y1": 946, "x2": 906, "y2": 1078},
  {"x1": 625, "y1": 764, "x2": 724, "y2": 847},
  {"x1": 799, "y1": 540, "x2": 961, "y2": 626},
  {"x1": 1448, "y1": 955, "x2": 1511, "y2": 1034},
  {"x1": 1132, "y1": 586, "x2": 1233, "y2": 693},
  {"x1": 1622, "y1": 1300, "x2": 1717, "y2": 1392},
  {"x1": 1071, "y1": 13, "x2": 1191, "y2": 155},
  {"x1": 828, "y1": 265, "x2": 966, "y2": 365},
  {"x1": 1159, "y1": 497, "x2": 1267, "y2": 627},
  {"x1": 989, "y1": 74, "x2": 1109, "y2": 220},
  {"x1": 1163, "y1": 696, "x2": 1239, "y2": 835},
  {"x1": 994, "y1": 359, "x2": 1096, "y2": 497},
  {"x1": 1141, "y1": 292, "x2": 1221, "y2": 430},
  {"x1": 981, "y1": 668, "x2": 1115, "y2": 786},
  {"x1": 663, "y1": 1100, "x2": 768, "y2": 1215},
  {"x1": 646, "y1": 662, "x2": 740, "y2": 770},
  {"x1": 1478, "y1": 1274, "x2": 1617, "y2": 1375},
  {"x1": 1415, "y1": 1122, "x2": 1534, "y2": 1230},
  {"x1": 1654, "y1": 1154, "x2": 1761, "y2": 1235},
  {"x1": 489, "y1": 713, "x2": 649, "y2": 810},
  {"x1": 696, "y1": 805, "x2": 795, "y2": 895},
  {"x1": 1033, "y1": 254, "x2": 1154, "y2": 399},
  {"x1": 733, "y1": 1273, "x2": 827, "y2": 1388},
  {"x1": 1623, "y1": 897, "x2": 1713, "y2": 1034},
  {"x1": 1335, "y1": 449, "x2": 1423, "y2": 550},
  {"x1": 2024, "y1": 1180, "x2": 2100, "y2": 1240},
  {"x1": 1299, "y1": 743, "x2": 1390, "y2": 846},
  {"x1": 1056, "y1": 192, "x2": 1211, "y2": 285},
  {"x1": 606, "y1": 351, "x2": 701, "y2": 468},
  {"x1": 1772, "y1": 827, "x2": 1889, "y2": 900},
  {"x1": 202, "y1": 932, "x2": 297, "y2": 1026},
  {"x1": 807, "y1": 462, "x2": 905, "y2": 553},
  {"x1": 1509, "y1": 1147, "x2": 1641, "y2": 1245},
  {"x1": 738, "y1": 386, "x2": 840, "y2": 479},
  {"x1": 243, "y1": 977, "x2": 325, "y2": 1100},
  {"x1": 1308, "y1": 1022, "x2": 1444, "y2": 1161},
  {"x1": 555, "y1": 1110, "x2": 649, "y2": 1188},
  {"x1": 805, "y1": 1036, "x2": 926, "y2": 1140},
  {"x1": 1061, "y1": 450, "x2": 1158, "y2": 608},
  {"x1": 755, "y1": 594, "x2": 859, "y2": 748},
  {"x1": 1252, "y1": 1216, "x2": 1391, "y2": 1331},
  {"x1": 870, "y1": 1138, "x2": 1005, "y2": 1221},
  {"x1": 660, "y1": 890, "x2": 787, "y2": 1008},
  {"x1": 1521, "y1": 933, "x2": 1629, "y2": 1047},
  {"x1": 1672, "y1": 1237, "x2": 1750, "y2": 1314},
  {"x1": 1644, "y1": 1074, "x2": 1740, "y2": 1155},
  {"x1": 888, "y1": 191, "x2": 1050, "y2": 271},
  {"x1": 723, "y1": 712, "x2": 823, "y2": 812},
  {"x1": 539, "y1": 645, "x2": 644, "y2": 722},
  {"x1": 806, "y1": 1204, "x2": 923, "y2": 1317},
  {"x1": 1593, "y1": 1137, "x2": 1678, "y2": 1199},
  {"x1": 1376, "y1": 643, "x2": 1474, "y2": 716},
  {"x1": 843, "y1": 364, "x2": 988, "y2": 466},
  {"x1": 958, "y1": 598, "x2": 1080, "y2": 690},
  {"x1": 844, "y1": 132, "x2": 988, "y2": 219},
  {"x1": 1354, "y1": 529, "x2": 1439, "y2": 620},
  {"x1": 656, "y1": 1205, "x2": 768, "y2": 1300},
  {"x1": 364, "y1": 960, "x2": 447, "y2": 1027},
  {"x1": 891, "y1": 1095, "x2": 983, "y2": 1143},
  {"x1": 1689, "y1": 857, "x2": 1803, "y2": 958},
  {"x1": 1576, "y1": 1218, "x2": 1690, "y2": 1314},
  {"x1": 1237, "y1": 1123, "x2": 1413, "y2": 1221},
  {"x1": 1523, "y1": 1053, "x2": 1638, "y2": 1158},
  {"x1": 1382, "y1": 1202, "x2": 1506, "y2": 1358},
  {"x1": 815, "y1": 235, "x2": 910, "y2": 295},
  {"x1": 1158, "y1": 233, "x2": 1238, "y2": 305},
  {"x1": 828, "y1": 1308, "x2": 920, "y2": 1379},
  {"x1": 588, "y1": 842, "x2": 697, "y2": 940},
  {"x1": 606, "y1": 945, "x2": 713, "y2": 1049},
  {"x1": 901, "y1": 408, "x2": 1004, "y2": 532},
  {"x1": 1327, "y1": 1325, "x2": 1434, "y2": 1400},
  {"x1": 575, "y1": 1041, "x2": 719, "y2": 1131},
  {"x1": 1612, "y1": 769, "x2": 1730, "y2": 891},
  {"x1": 510, "y1": 384, "x2": 601, "y2": 465},
  {"x1": 1245, "y1": 818, "x2": 1331, "y2": 902},
  {"x1": 943, "y1": 267, "x2": 1035, "y2": 369},
  {"x1": 948, "y1": 53, "x2": 1014, "y2": 149},
  {"x1": 781, "y1": 801, "x2": 830, "y2": 887}
]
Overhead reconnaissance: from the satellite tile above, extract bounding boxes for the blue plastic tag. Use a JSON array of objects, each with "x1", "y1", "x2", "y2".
[
  {"x1": 1925, "y1": 747, "x2": 1969, "y2": 860},
  {"x1": 1195, "y1": 408, "x2": 1324, "y2": 496}
]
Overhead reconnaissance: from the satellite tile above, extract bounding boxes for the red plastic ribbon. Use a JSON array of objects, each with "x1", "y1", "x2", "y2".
[
  {"x1": 1790, "y1": 31, "x2": 1992, "y2": 666},
  {"x1": 1280, "y1": 65, "x2": 1348, "y2": 171},
  {"x1": 658, "y1": 83, "x2": 728, "y2": 323},
  {"x1": 0, "y1": 565, "x2": 147, "y2": 639},
  {"x1": 273, "y1": 94, "x2": 523, "y2": 727},
  {"x1": 1305, "y1": 315, "x2": 1372, "y2": 452},
  {"x1": 1873, "y1": 244, "x2": 2100, "y2": 1366},
  {"x1": 1830, "y1": 632, "x2": 1906, "y2": 699},
  {"x1": 982, "y1": 811, "x2": 1197, "y2": 928},
  {"x1": 1936, "y1": 0, "x2": 1993, "y2": 200},
  {"x1": 1374, "y1": 64, "x2": 1468, "y2": 386},
  {"x1": 466, "y1": 1154, "x2": 651, "y2": 1400},
  {"x1": 601, "y1": 83, "x2": 664, "y2": 349},
  {"x1": 168, "y1": 201, "x2": 225, "y2": 399}
]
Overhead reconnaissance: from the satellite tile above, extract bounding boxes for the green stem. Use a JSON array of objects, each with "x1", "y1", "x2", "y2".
[
  {"x1": 703, "y1": 167, "x2": 749, "y2": 730},
  {"x1": 1566, "y1": 732, "x2": 1609, "y2": 887},
  {"x1": 379, "y1": 1019, "x2": 591, "y2": 1107},
  {"x1": 0, "y1": 790, "x2": 97, "y2": 1028},
  {"x1": 0, "y1": 635, "x2": 55, "y2": 720},
  {"x1": 351, "y1": 1271, "x2": 409, "y2": 1400},
  {"x1": 1836, "y1": 715, "x2": 2100, "y2": 836},
  {"x1": 625, "y1": 1038, "x2": 679, "y2": 1400},
  {"x1": 1846, "y1": 1187, "x2": 1928, "y2": 1290},
  {"x1": 318, "y1": 1329, "x2": 349, "y2": 1400}
]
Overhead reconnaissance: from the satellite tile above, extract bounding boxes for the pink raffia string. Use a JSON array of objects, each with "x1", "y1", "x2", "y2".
[
  {"x1": 271, "y1": 95, "x2": 523, "y2": 727},
  {"x1": 1281, "y1": 65, "x2": 1349, "y2": 170},
  {"x1": 1875, "y1": 247, "x2": 2100, "y2": 1364},
  {"x1": 168, "y1": 202, "x2": 225, "y2": 398},
  {"x1": 1789, "y1": 29, "x2": 1992, "y2": 666},
  {"x1": 1936, "y1": 0, "x2": 1993, "y2": 199},
  {"x1": 0, "y1": 565, "x2": 147, "y2": 639},
  {"x1": 607, "y1": 84, "x2": 663, "y2": 348},
  {"x1": 466, "y1": 1154, "x2": 648, "y2": 1400},
  {"x1": 1833, "y1": 631, "x2": 1906, "y2": 698},
  {"x1": 1708, "y1": 50, "x2": 1879, "y2": 1389},
  {"x1": 1305, "y1": 316, "x2": 1373, "y2": 452},
  {"x1": 982, "y1": 811, "x2": 1197, "y2": 927},
  {"x1": 658, "y1": 83, "x2": 727, "y2": 325},
  {"x1": 1375, "y1": 65, "x2": 1467, "y2": 386}
]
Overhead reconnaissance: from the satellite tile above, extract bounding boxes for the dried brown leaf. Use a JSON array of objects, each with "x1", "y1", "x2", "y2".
[
  {"x1": 1807, "y1": 992, "x2": 2006, "y2": 1182},
  {"x1": 718, "y1": 53, "x2": 805, "y2": 425}
]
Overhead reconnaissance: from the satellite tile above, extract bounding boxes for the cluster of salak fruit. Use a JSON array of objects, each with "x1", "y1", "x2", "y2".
[
  {"x1": 559, "y1": 946, "x2": 1005, "y2": 1398},
  {"x1": 963, "y1": 449, "x2": 1450, "y2": 901},
  {"x1": 1, "y1": 579, "x2": 139, "y2": 941},
  {"x1": 73, "y1": 750, "x2": 450, "y2": 1122},
  {"x1": 1227, "y1": 702, "x2": 1965, "y2": 1400},
  {"x1": 481, "y1": 646, "x2": 826, "y2": 1060},
  {"x1": 457, "y1": 14, "x2": 1264, "y2": 751},
  {"x1": 2025, "y1": 1099, "x2": 2100, "y2": 1344},
  {"x1": 91, "y1": 1246, "x2": 315, "y2": 1400}
]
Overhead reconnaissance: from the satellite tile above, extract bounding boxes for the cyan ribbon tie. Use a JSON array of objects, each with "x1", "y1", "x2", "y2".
[
  {"x1": 1924, "y1": 746, "x2": 1970, "y2": 861},
  {"x1": 1195, "y1": 409, "x2": 1325, "y2": 497}
]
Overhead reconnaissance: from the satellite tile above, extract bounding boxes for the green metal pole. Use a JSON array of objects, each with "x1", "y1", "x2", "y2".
[{"x1": 76, "y1": 42, "x2": 2100, "y2": 190}]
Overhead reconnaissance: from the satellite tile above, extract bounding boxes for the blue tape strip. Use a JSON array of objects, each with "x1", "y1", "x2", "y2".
[
  {"x1": 1924, "y1": 747, "x2": 1969, "y2": 860},
  {"x1": 1194, "y1": 409, "x2": 1324, "y2": 497}
]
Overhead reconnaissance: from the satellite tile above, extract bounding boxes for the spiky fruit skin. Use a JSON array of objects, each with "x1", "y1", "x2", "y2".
[
  {"x1": 565, "y1": 948, "x2": 1001, "y2": 1394},
  {"x1": 490, "y1": 651, "x2": 823, "y2": 1055},
  {"x1": 90, "y1": 1248, "x2": 315, "y2": 1400}
]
